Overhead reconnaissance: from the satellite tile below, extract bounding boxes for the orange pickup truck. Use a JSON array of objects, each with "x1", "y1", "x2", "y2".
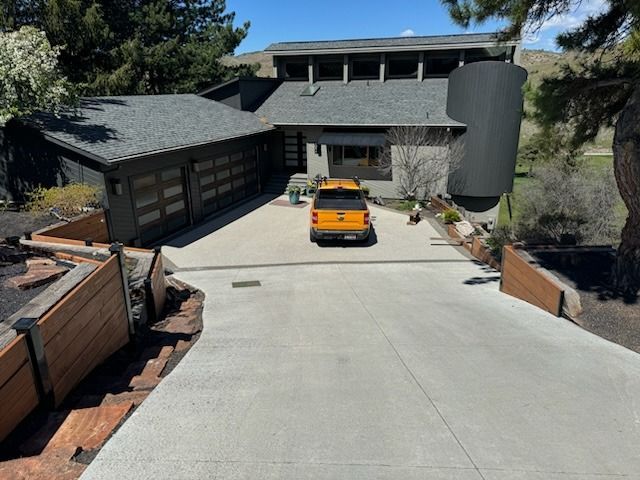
[{"x1": 309, "y1": 178, "x2": 370, "y2": 242}]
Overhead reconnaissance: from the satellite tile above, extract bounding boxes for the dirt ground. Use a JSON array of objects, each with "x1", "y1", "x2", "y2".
[
  {"x1": 0, "y1": 262, "x2": 48, "y2": 322},
  {"x1": 535, "y1": 250, "x2": 640, "y2": 354},
  {"x1": 0, "y1": 211, "x2": 54, "y2": 240}
]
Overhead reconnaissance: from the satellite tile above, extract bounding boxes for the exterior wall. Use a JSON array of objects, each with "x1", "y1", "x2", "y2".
[
  {"x1": 446, "y1": 61, "x2": 527, "y2": 200},
  {"x1": 104, "y1": 132, "x2": 273, "y2": 245},
  {"x1": 0, "y1": 123, "x2": 105, "y2": 203}
]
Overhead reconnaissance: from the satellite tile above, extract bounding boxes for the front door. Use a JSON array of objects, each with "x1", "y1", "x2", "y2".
[{"x1": 283, "y1": 131, "x2": 307, "y2": 171}]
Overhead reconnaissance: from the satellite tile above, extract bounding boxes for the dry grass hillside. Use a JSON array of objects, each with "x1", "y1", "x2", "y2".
[{"x1": 224, "y1": 49, "x2": 614, "y2": 151}]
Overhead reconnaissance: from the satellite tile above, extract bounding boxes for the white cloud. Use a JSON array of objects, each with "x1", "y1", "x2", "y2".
[
  {"x1": 523, "y1": 0, "x2": 608, "y2": 49},
  {"x1": 400, "y1": 29, "x2": 416, "y2": 37}
]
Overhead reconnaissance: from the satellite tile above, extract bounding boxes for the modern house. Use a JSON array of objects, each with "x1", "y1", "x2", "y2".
[
  {"x1": 0, "y1": 32, "x2": 527, "y2": 246},
  {"x1": 203, "y1": 33, "x2": 527, "y2": 220}
]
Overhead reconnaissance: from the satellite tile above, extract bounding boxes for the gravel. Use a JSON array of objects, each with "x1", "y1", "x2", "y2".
[
  {"x1": 0, "y1": 263, "x2": 48, "y2": 322},
  {"x1": 0, "y1": 211, "x2": 54, "y2": 240}
]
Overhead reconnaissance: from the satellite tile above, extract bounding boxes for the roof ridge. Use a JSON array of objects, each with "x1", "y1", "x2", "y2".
[{"x1": 266, "y1": 31, "x2": 502, "y2": 48}]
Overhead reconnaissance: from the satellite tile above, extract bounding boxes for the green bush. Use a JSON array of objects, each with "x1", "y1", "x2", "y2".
[
  {"x1": 26, "y1": 183, "x2": 102, "y2": 217},
  {"x1": 442, "y1": 208, "x2": 462, "y2": 223},
  {"x1": 360, "y1": 185, "x2": 370, "y2": 197},
  {"x1": 486, "y1": 225, "x2": 512, "y2": 261}
]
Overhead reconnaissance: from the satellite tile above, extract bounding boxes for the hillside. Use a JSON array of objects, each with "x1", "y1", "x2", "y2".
[{"x1": 223, "y1": 49, "x2": 613, "y2": 151}]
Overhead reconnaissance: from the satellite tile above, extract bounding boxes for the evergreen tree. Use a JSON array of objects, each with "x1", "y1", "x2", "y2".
[
  {"x1": 441, "y1": 0, "x2": 640, "y2": 295},
  {"x1": 1, "y1": 0, "x2": 256, "y2": 95}
]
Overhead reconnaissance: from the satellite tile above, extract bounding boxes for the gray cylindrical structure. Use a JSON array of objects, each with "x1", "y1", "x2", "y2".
[{"x1": 446, "y1": 61, "x2": 527, "y2": 204}]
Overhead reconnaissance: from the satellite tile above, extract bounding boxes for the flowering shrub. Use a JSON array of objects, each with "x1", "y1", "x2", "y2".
[
  {"x1": 26, "y1": 183, "x2": 102, "y2": 218},
  {"x1": 0, "y1": 27, "x2": 74, "y2": 126}
]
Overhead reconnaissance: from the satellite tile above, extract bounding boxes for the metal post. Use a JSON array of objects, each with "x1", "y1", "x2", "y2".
[
  {"x1": 85, "y1": 238, "x2": 93, "y2": 246},
  {"x1": 12, "y1": 317, "x2": 53, "y2": 405},
  {"x1": 24, "y1": 231, "x2": 32, "y2": 240},
  {"x1": 109, "y1": 243, "x2": 135, "y2": 336}
]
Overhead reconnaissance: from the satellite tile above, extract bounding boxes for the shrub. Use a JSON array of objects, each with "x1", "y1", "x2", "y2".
[
  {"x1": 26, "y1": 183, "x2": 102, "y2": 217},
  {"x1": 442, "y1": 208, "x2": 462, "y2": 223},
  {"x1": 360, "y1": 185, "x2": 370, "y2": 197},
  {"x1": 486, "y1": 225, "x2": 512, "y2": 261},
  {"x1": 515, "y1": 160, "x2": 622, "y2": 245}
]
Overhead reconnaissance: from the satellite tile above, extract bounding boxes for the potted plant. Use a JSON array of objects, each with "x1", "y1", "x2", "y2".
[
  {"x1": 287, "y1": 185, "x2": 302, "y2": 204},
  {"x1": 305, "y1": 179, "x2": 317, "y2": 196},
  {"x1": 360, "y1": 185, "x2": 370, "y2": 198}
]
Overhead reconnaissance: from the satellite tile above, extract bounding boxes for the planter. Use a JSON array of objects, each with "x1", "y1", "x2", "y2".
[{"x1": 289, "y1": 192, "x2": 300, "y2": 205}]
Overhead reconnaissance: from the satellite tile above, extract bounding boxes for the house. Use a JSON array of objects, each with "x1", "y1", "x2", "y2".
[
  {"x1": 0, "y1": 32, "x2": 527, "y2": 246},
  {"x1": 0, "y1": 95, "x2": 275, "y2": 245},
  {"x1": 202, "y1": 33, "x2": 527, "y2": 221}
]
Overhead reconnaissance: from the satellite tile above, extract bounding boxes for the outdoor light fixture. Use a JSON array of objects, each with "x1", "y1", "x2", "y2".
[{"x1": 110, "y1": 179, "x2": 123, "y2": 196}]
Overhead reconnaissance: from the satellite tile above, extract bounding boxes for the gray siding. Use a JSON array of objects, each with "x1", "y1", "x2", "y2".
[
  {"x1": 0, "y1": 123, "x2": 105, "y2": 203},
  {"x1": 446, "y1": 61, "x2": 527, "y2": 198},
  {"x1": 104, "y1": 132, "x2": 273, "y2": 245}
]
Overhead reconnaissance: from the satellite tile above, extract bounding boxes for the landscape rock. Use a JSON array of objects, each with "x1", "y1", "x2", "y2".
[{"x1": 4, "y1": 263, "x2": 68, "y2": 290}]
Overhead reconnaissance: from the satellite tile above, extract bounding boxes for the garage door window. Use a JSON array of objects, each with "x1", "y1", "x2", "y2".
[{"x1": 132, "y1": 166, "x2": 189, "y2": 244}]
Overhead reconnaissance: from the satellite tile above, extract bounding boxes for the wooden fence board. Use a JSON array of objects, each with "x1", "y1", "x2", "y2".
[
  {"x1": 44, "y1": 271, "x2": 121, "y2": 369},
  {"x1": 33, "y1": 212, "x2": 109, "y2": 244},
  {"x1": 0, "y1": 335, "x2": 30, "y2": 389},
  {"x1": 38, "y1": 257, "x2": 119, "y2": 344},
  {"x1": 500, "y1": 246, "x2": 564, "y2": 316},
  {"x1": 0, "y1": 335, "x2": 39, "y2": 442}
]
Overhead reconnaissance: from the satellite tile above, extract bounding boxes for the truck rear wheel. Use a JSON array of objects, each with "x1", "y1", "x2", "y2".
[{"x1": 310, "y1": 229, "x2": 317, "y2": 243}]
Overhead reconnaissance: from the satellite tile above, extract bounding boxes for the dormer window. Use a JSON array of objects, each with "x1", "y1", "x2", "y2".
[
  {"x1": 424, "y1": 51, "x2": 460, "y2": 77},
  {"x1": 387, "y1": 54, "x2": 419, "y2": 79},
  {"x1": 351, "y1": 55, "x2": 380, "y2": 80},
  {"x1": 317, "y1": 57, "x2": 343, "y2": 80},
  {"x1": 284, "y1": 59, "x2": 309, "y2": 80}
]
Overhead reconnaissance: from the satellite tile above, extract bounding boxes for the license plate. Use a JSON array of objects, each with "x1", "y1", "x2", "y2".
[{"x1": 343, "y1": 234, "x2": 357, "y2": 240}]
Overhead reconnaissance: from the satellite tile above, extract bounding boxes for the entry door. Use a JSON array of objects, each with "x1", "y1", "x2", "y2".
[
  {"x1": 132, "y1": 166, "x2": 190, "y2": 244},
  {"x1": 283, "y1": 131, "x2": 307, "y2": 170}
]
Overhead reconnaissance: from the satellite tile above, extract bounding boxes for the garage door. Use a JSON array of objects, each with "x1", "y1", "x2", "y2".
[
  {"x1": 196, "y1": 148, "x2": 259, "y2": 217},
  {"x1": 132, "y1": 167, "x2": 190, "y2": 244}
]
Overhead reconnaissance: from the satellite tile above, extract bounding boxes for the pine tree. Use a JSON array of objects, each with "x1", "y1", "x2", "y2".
[{"x1": 441, "y1": 0, "x2": 640, "y2": 295}]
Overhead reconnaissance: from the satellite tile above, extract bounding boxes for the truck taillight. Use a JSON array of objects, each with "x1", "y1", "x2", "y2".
[
  {"x1": 364, "y1": 212, "x2": 370, "y2": 225},
  {"x1": 312, "y1": 211, "x2": 318, "y2": 224}
]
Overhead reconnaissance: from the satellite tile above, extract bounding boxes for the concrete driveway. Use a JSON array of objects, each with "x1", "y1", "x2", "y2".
[
  {"x1": 162, "y1": 194, "x2": 466, "y2": 269},
  {"x1": 81, "y1": 198, "x2": 640, "y2": 479}
]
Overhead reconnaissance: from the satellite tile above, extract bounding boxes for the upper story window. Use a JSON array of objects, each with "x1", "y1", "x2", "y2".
[
  {"x1": 387, "y1": 54, "x2": 419, "y2": 79},
  {"x1": 465, "y1": 47, "x2": 507, "y2": 64},
  {"x1": 424, "y1": 51, "x2": 460, "y2": 77},
  {"x1": 283, "y1": 59, "x2": 309, "y2": 80},
  {"x1": 317, "y1": 56, "x2": 343, "y2": 80},
  {"x1": 350, "y1": 55, "x2": 380, "y2": 79}
]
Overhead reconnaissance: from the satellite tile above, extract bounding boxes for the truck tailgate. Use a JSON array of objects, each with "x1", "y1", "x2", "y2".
[{"x1": 317, "y1": 210, "x2": 367, "y2": 231}]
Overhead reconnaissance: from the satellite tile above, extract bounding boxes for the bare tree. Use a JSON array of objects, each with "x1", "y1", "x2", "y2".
[{"x1": 378, "y1": 126, "x2": 464, "y2": 199}]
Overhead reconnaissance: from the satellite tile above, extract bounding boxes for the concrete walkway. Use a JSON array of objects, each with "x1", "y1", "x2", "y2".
[{"x1": 81, "y1": 261, "x2": 640, "y2": 479}]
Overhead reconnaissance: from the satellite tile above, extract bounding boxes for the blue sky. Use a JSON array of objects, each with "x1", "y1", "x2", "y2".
[{"x1": 227, "y1": 0, "x2": 608, "y2": 54}]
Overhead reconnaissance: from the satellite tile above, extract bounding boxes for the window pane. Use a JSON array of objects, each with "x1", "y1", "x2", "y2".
[
  {"x1": 200, "y1": 173, "x2": 215, "y2": 186},
  {"x1": 217, "y1": 169, "x2": 230, "y2": 180},
  {"x1": 161, "y1": 167, "x2": 181, "y2": 181},
  {"x1": 230, "y1": 152, "x2": 243, "y2": 162},
  {"x1": 285, "y1": 62, "x2": 308, "y2": 79},
  {"x1": 318, "y1": 61, "x2": 343, "y2": 79},
  {"x1": 343, "y1": 145, "x2": 368, "y2": 166},
  {"x1": 133, "y1": 174, "x2": 156, "y2": 190},
  {"x1": 425, "y1": 55, "x2": 459, "y2": 76},
  {"x1": 231, "y1": 165, "x2": 243, "y2": 175},
  {"x1": 138, "y1": 209, "x2": 160, "y2": 226},
  {"x1": 202, "y1": 188, "x2": 217, "y2": 201},
  {"x1": 219, "y1": 183, "x2": 232, "y2": 194},
  {"x1": 388, "y1": 55, "x2": 419, "y2": 78},
  {"x1": 465, "y1": 48, "x2": 507, "y2": 64},
  {"x1": 215, "y1": 156, "x2": 229, "y2": 167},
  {"x1": 198, "y1": 159, "x2": 213, "y2": 170},
  {"x1": 316, "y1": 189, "x2": 366, "y2": 210},
  {"x1": 352, "y1": 58, "x2": 379, "y2": 78},
  {"x1": 165, "y1": 200, "x2": 185, "y2": 216},
  {"x1": 135, "y1": 191, "x2": 158, "y2": 209},
  {"x1": 163, "y1": 184, "x2": 183, "y2": 199}
]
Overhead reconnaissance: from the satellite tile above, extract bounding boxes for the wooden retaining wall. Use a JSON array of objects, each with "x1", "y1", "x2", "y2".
[
  {"x1": 0, "y1": 335, "x2": 40, "y2": 442},
  {"x1": 38, "y1": 255, "x2": 130, "y2": 405},
  {"x1": 500, "y1": 245, "x2": 564, "y2": 316},
  {"x1": 32, "y1": 211, "x2": 109, "y2": 245},
  {"x1": 150, "y1": 254, "x2": 166, "y2": 320}
]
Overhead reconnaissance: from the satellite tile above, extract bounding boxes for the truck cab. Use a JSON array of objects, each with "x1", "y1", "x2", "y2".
[{"x1": 309, "y1": 178, "x2": 370, "y2": 242}]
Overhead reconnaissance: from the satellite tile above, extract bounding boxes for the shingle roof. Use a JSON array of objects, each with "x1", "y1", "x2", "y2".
[
  {"x1": 254, "y1": 79, "x2": 463, "y2": 127},
  {"x1": 29, "y1": 94, "x2": 273, "y2": 163},
  {"x1": 265, "y1": 32, "x2": 511, "y2": 52}
]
